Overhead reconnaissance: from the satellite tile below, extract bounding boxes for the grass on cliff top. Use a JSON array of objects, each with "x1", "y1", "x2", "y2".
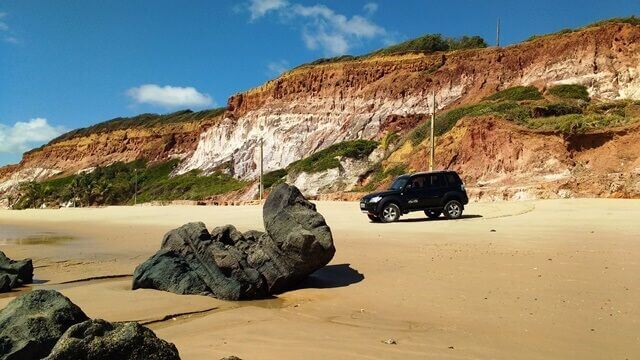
[
  {"x1": 299, "y1": 34, "x2": 487, "y2": 68},
  {"x1": 12, "y1": 159, "x2": 247, "y2": 209},
  {"x1": 287, "y1": 140, "x2": 378, "y2": 174},
  {"x1": 525, "y1": 16, "x2": 640, "y2": 42},
  {"x1": 29, "y1": 107, "x2": 227, "y2": 154}
]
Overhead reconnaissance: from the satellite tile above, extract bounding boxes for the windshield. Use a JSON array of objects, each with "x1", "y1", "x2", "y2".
[{"x1": 389, "y1": 177, "x2": 408, "y2": 191}]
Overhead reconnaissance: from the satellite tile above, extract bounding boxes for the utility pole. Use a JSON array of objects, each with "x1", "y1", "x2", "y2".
[
  {"x1": 259, "y1": 138, "x2": 264, "y2": 201},
  {"x1": 496, "y1": 18, "x2": 501, "y2": 47},
  {"x1": 134, "y1": 168, "x2": 138, "y2": 206},
  {"x1": 430, "y1": 92, "x2": 436, "y2": 171}
]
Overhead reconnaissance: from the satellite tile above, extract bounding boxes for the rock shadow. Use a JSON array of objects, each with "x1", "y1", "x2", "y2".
[{"x1": 294, "y1": 264, "x2": 364, "y2": 290}]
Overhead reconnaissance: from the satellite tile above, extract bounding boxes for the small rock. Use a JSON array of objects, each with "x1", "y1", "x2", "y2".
[
  {"x1": 448, "y1": 346, "x2": 455, "y2": 349},
  {"x1": 221, "y1": 357, "x2": 242, "y2": 360},
  {"x1": 382, "y1": 338, "x2": 397, "y2": 345},
  {"x1": 0, "y1": 251, "x2": 33, "y2": 293},
  {"x1": 490, "y1": 229, "x2": 496, "y2": 232},
  {"x1": 44, "y1": 319, "x2": 180, "y2": 360}
]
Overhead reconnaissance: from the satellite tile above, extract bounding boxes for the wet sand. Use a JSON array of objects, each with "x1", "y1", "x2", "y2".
[{"x1": 0, "y1": 199, "x2": 638, "y2": 359}]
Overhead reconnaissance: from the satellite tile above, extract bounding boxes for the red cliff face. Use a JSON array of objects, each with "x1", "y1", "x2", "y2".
[
  {"x1": 384, "y1": 117, "x2": 640, "y2": 200},
  {"x1": 0, "y1": 115, "x2": 219, "y2": 191},
  {"x1": 180, "y1": 23, "x2": 640, "y2": 180}
]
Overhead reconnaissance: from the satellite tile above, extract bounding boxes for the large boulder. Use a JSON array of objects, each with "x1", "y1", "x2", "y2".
[
  {"x1": 133, "y1": 183, "x2": 335, "y2": 300},
  {"x1": 0, "y1": 251, "x2": 33, "y2": 293},
  {"x1": 0, "y1": 290, "x2": 89, "y2": 360},
  {"x1": 44, "y1": 319, "x2": 180, "y2": 360}
]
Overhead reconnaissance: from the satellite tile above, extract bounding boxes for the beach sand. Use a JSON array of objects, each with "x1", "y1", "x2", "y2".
[{"x1": 0, "y1": 199, "x2": 638, "y2": 359}]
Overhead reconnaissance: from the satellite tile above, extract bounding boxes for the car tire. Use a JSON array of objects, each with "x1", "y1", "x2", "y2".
[
  {"x1": 424, "y1": 210, "x2": 442, "y2": 219},
  {"x1": 367, "y1": 214, "x2": 381, "y2": 222},
  {"x1": 443, "y1": 200, "x2": 463, "y2": 219},
  {"x1": 379, "y1": 203, "x2": 401, "y2": 223}
]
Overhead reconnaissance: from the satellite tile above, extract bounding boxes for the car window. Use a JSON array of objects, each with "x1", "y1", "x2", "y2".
[
  {"x1": 446, "y1": 173, "x2": 461, "y2": 185},
  {"x1": 389, "y1": 177, "x2": 408, "y2": 191},
  {"x1": 426, "y1": 174, "x2": 446, "y2": 187},
  {"x1": 409, "y1": 176, "x2": 426, "y2": 189}
]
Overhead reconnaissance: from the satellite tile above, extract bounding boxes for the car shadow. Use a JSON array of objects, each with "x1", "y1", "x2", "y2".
[
  {"x1": 295, "y1": 263, "x2": 364, "y2": 290},
  {"x1": 397, "y1": 214, "x2": 483, "y2": 223}
]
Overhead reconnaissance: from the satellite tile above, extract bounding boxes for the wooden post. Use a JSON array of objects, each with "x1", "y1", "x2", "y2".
[
  {"x1": 496, "y1": 18, "x2": 501, "y2": 47},
  {"x1": 430, "y1": 92, "x2": 436, "y2": 171}
]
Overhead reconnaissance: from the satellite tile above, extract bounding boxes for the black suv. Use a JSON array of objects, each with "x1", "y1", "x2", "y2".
[{"x1": 360, "y1": 171, "x2": 469, "y2": 223}]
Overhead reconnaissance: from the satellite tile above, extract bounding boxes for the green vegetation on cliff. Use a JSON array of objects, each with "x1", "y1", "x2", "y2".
[
  {"x1": 546, "y1": 84, "x2": 590, "y2": 101},
  {"x1": 13, "y1": 159, "x2": 246, "y2": 209},
  {"x1": 408, "y1": 85, "x2": 639, "y2": 145},
  {"x1": 485, "y1": 86, "x2": 543, "y2": 101},
  {"x1": 287, "y1": 140, "x2": 378, "y2": 174}
]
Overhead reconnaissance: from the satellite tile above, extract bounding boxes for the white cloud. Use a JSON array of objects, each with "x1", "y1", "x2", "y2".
[
  {"x1": 3, "y1": 35, "x2": 18, "y2": 44},
  {"x1": 363, "y1": 3, "x2": 378, "y2": 15},
  {"x1": 0, "y1": 12, "x2": 20, "y2": 44},
  {"x1": 126, "y1": 84, "x2": 214, "y2": 108},
  {"x1": 248, "y1": 0, "x2": 288, "y2": 21},
  {"x1": 0, "y1": 118, "x2": 65, "y2": 153},
  {"x1": 246, "y1": 1, "x2": 389, "y2": 56},
  {"x1": 0, "y1": 12, "x2": 7, "y2": 31},
  {"x1": 266, "y1": 60, "x2": 289, "y2": 76}
]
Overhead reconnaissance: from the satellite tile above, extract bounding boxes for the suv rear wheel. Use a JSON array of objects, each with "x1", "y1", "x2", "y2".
[
  {"x1": 443, "y1": 200, "x2": 463, "y2": 219},
  {"x1": 424, "y1": 210, "x2": 442, "y2": 219},
  {"x1": 379, "y1": 203, "x2": 400, "y2": 223}
]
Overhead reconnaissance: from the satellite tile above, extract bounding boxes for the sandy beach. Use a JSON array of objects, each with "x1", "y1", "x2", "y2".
[{"x1": 0, "y1": 199, "x2": 638, "y2": 359}]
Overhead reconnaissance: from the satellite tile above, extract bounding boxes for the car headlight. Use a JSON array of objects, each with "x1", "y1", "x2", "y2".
[{"x1": 369, "y1": 196, "x2": 382, "y2": 203}]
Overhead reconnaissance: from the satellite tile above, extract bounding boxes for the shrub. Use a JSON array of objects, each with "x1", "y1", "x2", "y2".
[
  {"x1": 525, "y1": 113, "x2": 633, "y2": 133},
  {"x1": 546, "y1": 84, "x2": 590, "y2": 101},
  {"x1": 262, "y1": 169, "x2": 287, "y2": 189},
  {"x1": 485, "y1": 86, "x2": 543, "y2": 101},
  {"x1": 287, "y1": 140, "x2": 378, "y2": 174},
  {"x1": 372, "y1": 34, "x2": 487, "y2": 57},
  {"x1": 532, "y1": 102, "x2": 584, "y2": 117}
]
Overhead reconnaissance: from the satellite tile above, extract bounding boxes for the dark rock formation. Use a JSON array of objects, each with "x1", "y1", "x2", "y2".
[
  {"x1": 0, "y1": 290, "x2": 181, "y2": 360},
  {"x1": 0, "y1": 251, "x2": 33, "y2": 293},
  {"x1": 133, "y1": 183, "x2": 335, "y2": 300},
  {"x1": 0, "y1": 290, "x2": 89, "y2": 360},
  {"x1": 44, "y1": 319, "x2": 180, "y2": 360}
]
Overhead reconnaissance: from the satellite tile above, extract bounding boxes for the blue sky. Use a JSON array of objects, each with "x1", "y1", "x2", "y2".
[{"x1": 0, "y1": 0, "x2": 638, "y2": 165}]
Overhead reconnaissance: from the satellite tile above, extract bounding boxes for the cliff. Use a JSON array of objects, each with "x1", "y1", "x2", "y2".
[
  {"x1": 2, "y1": 20, "x2": 640, "y2": 204},
  {"x1": 0, "y1": 110, "x2": 222, "y2": 194}
]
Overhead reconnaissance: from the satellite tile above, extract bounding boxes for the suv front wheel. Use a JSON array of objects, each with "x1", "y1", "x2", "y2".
[
  {"x1": 443, "y1": 200, "x2": 463, "y2": 219},
  {"x1": 379, "y1": 203, "x2": 400, "y2": 223}
]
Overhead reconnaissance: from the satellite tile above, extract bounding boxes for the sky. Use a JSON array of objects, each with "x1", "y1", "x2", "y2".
[{"x1": 0, "y1": 0, "x2": 638, "y2": 165}]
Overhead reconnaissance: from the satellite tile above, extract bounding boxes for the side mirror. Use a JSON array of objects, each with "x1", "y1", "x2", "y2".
[{"x1": 405, "y1": 184, "x2": 413, "y2": 190}]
